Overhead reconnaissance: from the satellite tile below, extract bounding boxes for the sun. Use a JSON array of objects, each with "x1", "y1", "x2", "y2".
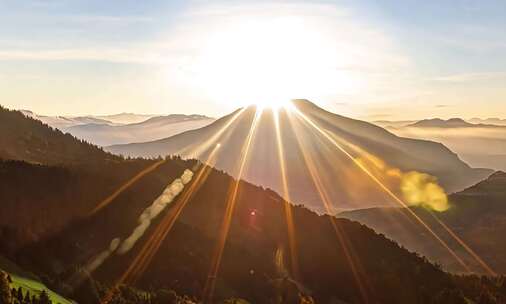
[{"x1": 185, "y1": 14, "x2": 361, "y2": 110}]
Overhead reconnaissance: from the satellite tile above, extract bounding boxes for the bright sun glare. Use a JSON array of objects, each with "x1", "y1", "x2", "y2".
[{"x1": 188, "y1": 15, "x2": 361, "y2": 109}]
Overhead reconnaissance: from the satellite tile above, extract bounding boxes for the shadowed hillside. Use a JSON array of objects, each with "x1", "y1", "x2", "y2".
[{"x1": 340, "y1": 171, "x2": 506, "y2": 274}]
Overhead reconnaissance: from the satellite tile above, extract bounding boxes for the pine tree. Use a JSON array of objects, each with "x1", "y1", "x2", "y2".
[
  {"x1": 16, "y1": 288, "x2": 23, "y2": 303},
  {"x1": 38, "y1": 291, "x2": 51, "y2": 304},
  {"x1": 22, "y1": 291, "x2": 30, "y2": 304}
]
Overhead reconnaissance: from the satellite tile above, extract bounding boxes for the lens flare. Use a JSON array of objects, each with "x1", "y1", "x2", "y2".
[{"x1": 100, "y1": 146, "x2": 221, "y2": 304}]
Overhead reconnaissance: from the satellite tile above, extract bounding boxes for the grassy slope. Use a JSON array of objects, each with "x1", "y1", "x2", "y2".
[
  {"x1": 1, "y1": 255, "x2": 73, "y2": 304},
  {"x1": 9, "y1": 274, "x2": 73, "y2": 304}
]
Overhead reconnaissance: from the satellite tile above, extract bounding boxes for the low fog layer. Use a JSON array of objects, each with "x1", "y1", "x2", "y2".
[{"x1": 386, "y1": 126, "x2": 506, "y2": 171}]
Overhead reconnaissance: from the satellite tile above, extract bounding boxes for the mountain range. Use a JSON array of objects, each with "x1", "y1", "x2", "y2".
[
  {"x1": 65, "y1": 114, "x2": 214, "y2": 146},
  {"x1": 106, "y1": 100, "x2": 492, "y2": 212},
  {"x1": 376, "y1": 118, "x2": 506, "y2": 171},
  {"x1": 19, "y1": 109, "x2": 215, "y2": 146},
  {"x1": 1, "y1": 105, "x2": 505, "y2": 303},
  {"x1": 409, "y1": 118, "x2": 506, "y2": 129}
]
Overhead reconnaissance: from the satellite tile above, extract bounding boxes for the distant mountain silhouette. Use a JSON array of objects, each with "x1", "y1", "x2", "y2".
[
  {"x1": 65, "y1": 114, "x2": 214, "y2": 146},
  {"x1": 18, "y1": 109, "x2": 214, "y2": 147},
  {"x1": 92, "y1": 112, "x2": 157, "y2": 124},
  {"x1": 378, "y1": 117, "x2": 506, "y2": 172},
  {"x1": 1, "y1": 105, "x2": 504, "y2": 303},
  {"x1": 469, "y1": 117, "x2": 506, "y2": 126},
  {"x1": 409, "y1": 118, "x2": 505, "y2": 128},
  {"x1": 410, "y1": 118, "x2": 474, "y2": 128},
  {"x1": 107, "y1": 100, "x2": 492, "y2": 212},
  {"x1": 340, "y1": 171, "x2": 506, "y2": 273},
  {"x1": 20, "y1": 110, "x2": 115, "y2": 129}
]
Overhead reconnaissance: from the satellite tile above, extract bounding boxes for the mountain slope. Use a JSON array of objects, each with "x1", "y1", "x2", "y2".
[
  {"x1": 107, "y1": 100, "x2": 492, "y2": 211},
  {"x1": 65, "y1": 114, "x2": 214, "y2": 146},
  {"x1": 340, "y1": 171, "x2": 506, "y2": 273}
]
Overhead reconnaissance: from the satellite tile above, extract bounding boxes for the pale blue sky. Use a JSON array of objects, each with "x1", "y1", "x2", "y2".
[{"x1": 1, "y1": 0, "x2": 505, "y2": 119}]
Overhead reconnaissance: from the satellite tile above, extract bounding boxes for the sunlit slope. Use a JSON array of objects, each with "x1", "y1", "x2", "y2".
[
  {"x1": 106, "y1": 100, "x2": 492, "y2": 211},
  {"x1": 340, "y1": 171, "x2": 506, "y2": 273}
]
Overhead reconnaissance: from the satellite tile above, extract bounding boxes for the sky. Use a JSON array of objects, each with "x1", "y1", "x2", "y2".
[{"x1": 0, "y1": 0, "x2": 505, "y2": 120}]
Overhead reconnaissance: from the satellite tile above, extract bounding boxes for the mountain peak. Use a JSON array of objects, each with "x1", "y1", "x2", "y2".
[
  {"x1": 459, "y1": 170, "x2": 506, "y2": 195},
  {"x1": 410, "y1": 118, "x2": 473, "y2": 128}
]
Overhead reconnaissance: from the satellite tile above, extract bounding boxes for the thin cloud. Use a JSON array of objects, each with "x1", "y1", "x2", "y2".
[{"x1": 432, "y1": 72, "x2": 506, "y2": 83}]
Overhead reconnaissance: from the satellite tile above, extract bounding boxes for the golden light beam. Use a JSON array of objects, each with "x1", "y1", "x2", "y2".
[
  {"x1": 273, "y1": 109, "x2": 300, "y2": 280},
  {"x1": 180, "y1": 108, "x2": 246, "y2": 158},
  {"x1": 101, "y1": 145, "x2": 221, "y2": 304},
  {"x1": 290, "y1": 107, "x2": 476, "y2": 273},
  {"x1": 202, "y1": 107, "x2": 263, "y2": 304},
  {"x1": 286, "y1": 112, "x2": 372, "y2": 303},
  {"x1": 88, "y1": 159, "x2": 166, "y2": 216}
]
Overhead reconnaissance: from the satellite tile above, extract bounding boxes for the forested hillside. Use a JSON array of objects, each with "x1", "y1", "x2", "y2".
[
  {"x1": 341, "y1": 171, "x2": 506, "y2": 274},
  {"x1": 0, "y1": 106, "x2": 118, "y2": 166}
]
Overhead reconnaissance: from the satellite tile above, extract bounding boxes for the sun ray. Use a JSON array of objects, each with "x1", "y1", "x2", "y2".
[
  {"x1": 286, "y1": 111, "x2": 373, "y2": 303},
  {"x1": 429, "y1": 211, "x2": 496, "y2": 275},
  {"x1": 290, "y1": 106, "x2": 485, "y2": 273},
  {"x1": 88, "y1": 159, "x2": 166, "y2": 216},
  {"x1": 100, "y1": 145, "x2": 221, "y2": 304},
  {"x1": 273, "y1": 108, "x2": 300, "y2": 280},
  {"x1": 202, "y1": 107, "x2": 263, "y2": 303}
]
